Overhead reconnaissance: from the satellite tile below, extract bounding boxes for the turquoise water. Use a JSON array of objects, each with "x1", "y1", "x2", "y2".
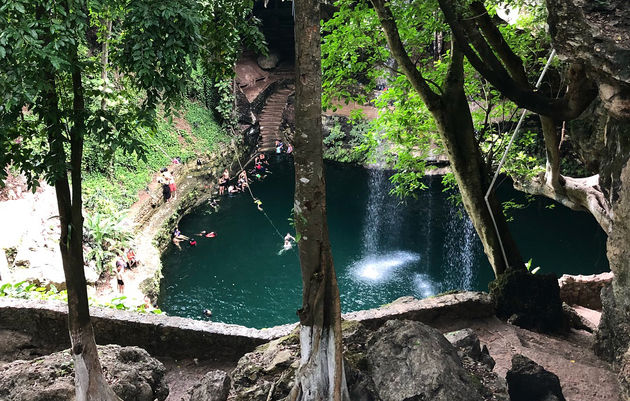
[{"x1": 158, "y1": 155, "x2": 609, "y2": 328}]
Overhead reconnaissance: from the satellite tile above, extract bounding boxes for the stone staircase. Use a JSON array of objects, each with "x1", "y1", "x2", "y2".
[{"x1": 258, "y1": 87, "x2": 293, "y2": 153}]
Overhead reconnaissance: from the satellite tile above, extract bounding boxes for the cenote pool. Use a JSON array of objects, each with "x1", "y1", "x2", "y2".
[{"x1": 159, "y1": 155, "x2": 609, "y2": 328}]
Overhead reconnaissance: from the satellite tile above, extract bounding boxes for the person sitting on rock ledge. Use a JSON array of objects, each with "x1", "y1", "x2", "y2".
[
  {"x1": 125, "y1": 248, "x2": 137, "y2": 268},
  {"x1": 172, "y1": 227, "x2": 188, "y2": 250}
]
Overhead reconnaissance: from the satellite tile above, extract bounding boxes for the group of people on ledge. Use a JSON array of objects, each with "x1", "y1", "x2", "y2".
[
  {"x1": 218, "y1": 168, "x2": 250, "y2": 195},
  {"x1": 158, "y1": 166, "x2": 177, "y2": 203},
  {"x1": 114, "y1": 247, "x2": 138, "y2": 294},
  {"x1": 275, "y1": 139, "x2": 293, "y2": 155}
]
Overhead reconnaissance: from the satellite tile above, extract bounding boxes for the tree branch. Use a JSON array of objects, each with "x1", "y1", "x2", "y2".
[
  {"x1": 469, "y1": 1, "x2": 529, "y2": 87},
  {"x1": 370, "y1": 0, "x2": 442, "y2": 111},
  {"x1": 437, "y1": 0, "x2": 597, "y2": 120},
  {"x1": 514, "y1": 173, "x2": 612, "y2": 233}
]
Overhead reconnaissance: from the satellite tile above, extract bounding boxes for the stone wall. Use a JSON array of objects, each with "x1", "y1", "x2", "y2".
[
  {"x1": 0, "y1": 298, "x2": 293, "y2": 361},
  {"x1": 0, "y1": 292, "x2": 495, "y2": 361}
]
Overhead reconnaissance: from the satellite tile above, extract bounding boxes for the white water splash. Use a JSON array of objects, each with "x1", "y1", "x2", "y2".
[
  {"x1": 351, "y1": 251, "x2": 421, "y2": 283},
  {"x1": 413, "y1": 273, "x2": 435, "y2": 298}
]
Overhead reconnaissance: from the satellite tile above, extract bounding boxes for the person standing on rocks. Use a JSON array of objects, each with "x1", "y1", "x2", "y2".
[{"x1": 116, "y1": 265, "x2": 125, "y2": 294}]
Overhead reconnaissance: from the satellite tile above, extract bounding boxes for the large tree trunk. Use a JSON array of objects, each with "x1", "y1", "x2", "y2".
[
  {"x1": 370, "y1": 0, "x2": 524, "y2": 276},
  {"x1": 46, "y1": 39, "x2": 120, "y2": 401},
  {"x1": 289, "y1": 1, "x2": 349, "y2": 400},
  {"x1": 435, "y1": 50, "x2": 524, "y2": 276}
]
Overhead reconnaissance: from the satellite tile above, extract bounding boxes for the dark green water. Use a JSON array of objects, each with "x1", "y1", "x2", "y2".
[{"x1": 159, "y1": 156, "x2": 609, "y2": 328}]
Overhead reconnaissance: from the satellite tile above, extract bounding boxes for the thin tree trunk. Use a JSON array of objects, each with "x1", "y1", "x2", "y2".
[
  {"x1": 540, "y1": 115, "x2": 562, "y2": 189},
  {"x1": 289, "y1": 1, "x2": 349, "y2": 400},
  {"x1": 52, "y1": 35, "x2": 120, "y2": 401}
]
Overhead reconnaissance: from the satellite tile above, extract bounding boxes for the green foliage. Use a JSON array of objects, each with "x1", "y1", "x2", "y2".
[
  {"x1": 322, "y1": 1, "x2": 445, "y2": 198},
  {"x1": 196, "y1": 0, "x2": 267, "y2": 124},
  {"x1": 84, "y1": 211, "x2": 132, "y2": 274},
  {"x1": 0, "y1": 0, "x2": 200, "y2": 189},
  {"x1": 0, "y1": 281, "x2": 68, "y2": 302},
  {"x1": 322, "y1": 117, "x2": 370, "y2": 163},
  {"x1": 525, "y1": 258, "x2": 541, "y2": 274},
  {"x1": 441, "y1": 172, "x2": 461, "y2": 207},
  {"x1": 322, "y1": 0, "x2": 554, "y2": 203},
  {"x1": 82, "y1": 100, "x2": 228, "y2": 215},
  {"x1": 0, "y1": 281, "x2": 163, "y2": 313}
]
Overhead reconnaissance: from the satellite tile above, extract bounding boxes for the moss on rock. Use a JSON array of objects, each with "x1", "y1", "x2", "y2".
[{"x1": 489, "y1": 269, "x2": 567, "y2": 333}]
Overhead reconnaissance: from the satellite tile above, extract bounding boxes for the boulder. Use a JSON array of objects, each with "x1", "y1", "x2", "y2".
[
  {"x1": 595, "y1": 284, "x2": 630, "y2": 362},
  {"x1": 229, "y1": 333, "x2": 300, "y2": 401},
  {"x1": 256, "y1": 53, "x2": 279, "y2": 70},
  {"x1": 366, "y1": 319, "x2": 483, "y2": 401},
  {"x1": 558, "y1": 272, "x2": 613, "y2": 309},
  {"x1": 562, "y1": 303, "x2": 597, "y2": 332},
  {"x1": 619, "y1": 347, "x2": 630, "y2": 401},
  {"x1": 489, "y1": 269, "x2": 567, "y2": 333},
  {"x1": 0, "y1": 345, "x2": 169, "y2": 401},
  {"x1": 506, "y1": 354, "x2": 566, "y2": 401},
  {"x1": 189, "y1": 370, "x2": 231, "y2": 401},
  {"x1": 445, "y1": 328, "x2": 495, "y2": 370}
]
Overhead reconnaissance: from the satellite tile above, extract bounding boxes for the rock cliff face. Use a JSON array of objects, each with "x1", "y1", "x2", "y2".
[{"x1": 547, "y1": 0, "x2": 630, "y2": 369}]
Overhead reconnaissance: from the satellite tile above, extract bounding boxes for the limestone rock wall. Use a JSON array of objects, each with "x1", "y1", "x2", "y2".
[{"x1": 547, "y1": 0, "x2": 630, "y2": 367}]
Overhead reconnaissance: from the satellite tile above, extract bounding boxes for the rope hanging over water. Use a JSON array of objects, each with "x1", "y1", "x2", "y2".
[
  {"x1": 229, "y1": 133, "x2": 288, "y2": 244},
  {"x1": 484, "y1": 49, "x2": 557, "y2": 269}
]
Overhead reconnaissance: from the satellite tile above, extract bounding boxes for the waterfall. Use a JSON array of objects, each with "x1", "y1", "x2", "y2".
[
  {"x1": 442, "y1": 203, "x2": 476, "y2": 291},
  {"x1": 361, "y1": 146, "x2": 402, "y2": 255},
  {"x1": 423, "y1": 177, "x2": 434, "y2": 269}
]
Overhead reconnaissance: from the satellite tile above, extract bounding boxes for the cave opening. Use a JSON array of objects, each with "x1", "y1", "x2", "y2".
[{"x1": 252, "y1": 0, "x2": 296, "y2": 65}]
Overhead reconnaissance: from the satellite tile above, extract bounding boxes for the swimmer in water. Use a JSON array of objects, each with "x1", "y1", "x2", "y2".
[
  {"x1": 278, "y1": 233, "x2": 296, "y2": 255},
  {"x1": 202, "y1": 309, "x2": 212, "y2": 318}
]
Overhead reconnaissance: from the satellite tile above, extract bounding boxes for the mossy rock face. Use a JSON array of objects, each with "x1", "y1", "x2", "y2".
[{"x1": 489, "y1": 269, "x2": 567, "y2": 333}]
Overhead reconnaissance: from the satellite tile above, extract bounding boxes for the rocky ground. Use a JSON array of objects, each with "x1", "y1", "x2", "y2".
[{"x1": 0, "y1": 306, "x2": 621, "y2": 401}]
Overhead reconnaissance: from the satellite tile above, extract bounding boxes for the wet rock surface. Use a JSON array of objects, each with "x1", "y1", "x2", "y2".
[
  {"x1": 506, "y1": 354, "x2": 566, "y2": 401},
  {"x1": 0, "y1": 345, "x2": 169, "y2": 401}
]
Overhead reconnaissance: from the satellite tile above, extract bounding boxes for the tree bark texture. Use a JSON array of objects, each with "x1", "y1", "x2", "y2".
[
  {"x1": 290, "y1": 1, "x2": 349, "y2": 400},
  {"x1": 371, "y1": 0, "x2": 524, "y2": 276},
  {"x1": 44, "y1": 31, "x2": 120, "y2": 401}
]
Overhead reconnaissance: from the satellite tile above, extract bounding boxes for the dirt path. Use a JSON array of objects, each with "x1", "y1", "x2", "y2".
[
  {"x1": 437, "y1": 316, "x2": 621, "y2": 401},
  {"x1": 160, "y1": 357, "x2": 236, "y2": 401}
]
